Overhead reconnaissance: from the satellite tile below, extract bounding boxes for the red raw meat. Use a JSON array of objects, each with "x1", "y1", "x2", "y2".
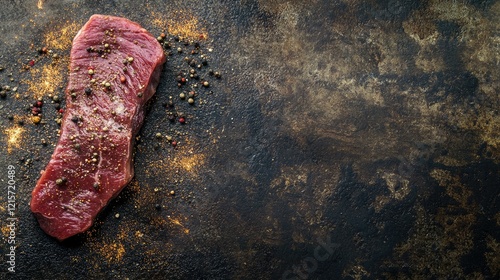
[{"x1": 30, "y1": 15, "x2": 166, "y2": 240}]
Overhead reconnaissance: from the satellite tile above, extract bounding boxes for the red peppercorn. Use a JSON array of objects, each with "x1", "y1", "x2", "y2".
[
  {"x1": 120, "y1": 76, "x2": 126, "y2": 83},
  {"x1": 29, "y1": 60, "x2": 35, "y2": 67},
  {"x1": 171, "y1": 141, "x2": 177, "y2": 147},
  {"x1": 37, "y1": 101, "x2": 43, "y2": 107},
  {"x1": 180, "y1": 77, "x2": 186, "y2": 84},
  {"x1": 59, "y1": 109, "x2": 64, "y2": 114},
  {"x1": 178, "y1": 117, "x2": 185, "y2": 124}
]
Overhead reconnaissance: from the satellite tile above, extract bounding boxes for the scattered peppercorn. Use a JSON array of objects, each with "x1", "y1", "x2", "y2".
[
  {"x1": 85, "y1": 88, "x2": 92, "y2": 95},
  {"x1": 120, "y1": 76, "x2": 126, "y2": 83},
  {"x1": 188, "y1": 98, "x2": 194, "y2": 105},
  {"x1": 179, "y1": 92, "x2": 186, "y2": 99},
  {"x1": 32, "y1": 108, "x2": 40, "y2": 116},
  {"x1": 155, "y1": 132, "x2": 162, "y2": 138},
  {"x1": 203, "y1": 81, "x2": 209, "y2": 87},
  {"x1": 179, "y1": 117, "x2": 185, "y2": 124},
  {"x1": 32, "y1": 116, "x2": 41, "y2": 124},
  {"x1": 56, "y1": 177, "x2": 67, "y2": 185},
  {"x1": 93, "y1": 182, "x2": 100, "y2": 190},
  {"x1": 88, "y1": 69, "x2": 94, "y2": 75},
  {"x1": 168, "y1": 114, "x2": 175, "y2": 122},
  {"x1": 71, "y1": 116, "x2": 79, "y2": 123}
]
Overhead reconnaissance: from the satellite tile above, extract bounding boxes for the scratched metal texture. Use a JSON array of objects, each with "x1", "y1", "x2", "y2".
[{"x1": 0, "y1": 0, "x2": 499, "y2": 279}]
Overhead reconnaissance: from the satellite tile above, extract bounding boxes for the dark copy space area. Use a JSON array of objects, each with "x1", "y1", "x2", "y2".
[{"x1": 0, "y1": 0, "x2": 499, "y2": 279}]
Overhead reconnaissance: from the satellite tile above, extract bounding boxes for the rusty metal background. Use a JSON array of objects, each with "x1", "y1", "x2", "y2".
[{"x1": 1, "y1": 0, "x2": 499, "y2": 279}]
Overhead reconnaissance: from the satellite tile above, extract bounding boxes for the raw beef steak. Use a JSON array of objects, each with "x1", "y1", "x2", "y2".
[{"x1": 30, "y1": 15, "x2": 166, "y2": 240}]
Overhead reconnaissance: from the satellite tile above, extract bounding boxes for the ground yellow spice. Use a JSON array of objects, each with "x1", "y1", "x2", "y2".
[
  {"x1": 152, "y1": 10, "x2": 208, "y2": 40},
  {"x1": 44, "y1": 21, "x2": 80, "y2": 50},
  {"x1": 97, "y1": 242, "x2": 126, "y2": 264},
  {"x1": 5, "y1": 126, "x2": 25, "y2": 153}
]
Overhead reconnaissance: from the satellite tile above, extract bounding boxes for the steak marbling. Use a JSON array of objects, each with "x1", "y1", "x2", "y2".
[{"x1": 30, "y1": 15, "x2": 166, "y2": 240}]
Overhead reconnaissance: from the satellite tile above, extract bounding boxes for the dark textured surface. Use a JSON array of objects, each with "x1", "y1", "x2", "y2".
[{"x1": 0, "y1": 0, "x2": 499, "y2": 279}]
